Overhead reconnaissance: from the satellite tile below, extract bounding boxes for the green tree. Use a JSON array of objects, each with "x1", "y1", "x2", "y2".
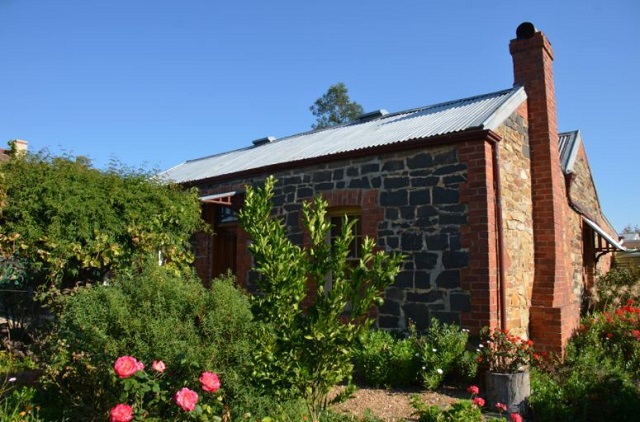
[
  {"x1": 238, "y1": 176, "x2": 403, "y2": 421},
  {"x1": 310, "y1": 82, "x2": 364, "y2": 129},
  {"x1": 0, "y1": 147, "x2": 205, "y2": 294}
]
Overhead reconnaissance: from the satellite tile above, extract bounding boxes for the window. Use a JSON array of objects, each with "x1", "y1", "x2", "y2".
[
  {"x1": 216, "y1": 205, "x2": 238, "y2": 225},
  {"x1": 328, "y1": 206, "x2": 362, "y2": 264}
]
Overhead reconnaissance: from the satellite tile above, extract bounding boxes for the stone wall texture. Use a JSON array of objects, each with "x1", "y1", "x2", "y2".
[
  {"x1": 495, "y1": 110, "x2": 534, "y2": 337},
  {"x1": 196, "y1": 143, "x2": 477, "y2": 332}
]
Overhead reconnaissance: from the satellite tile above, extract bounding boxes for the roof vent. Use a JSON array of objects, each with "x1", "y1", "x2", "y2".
[
  {"x1": 357, "y1": 109, "x2": 389, "y2": 122},
  {"x1": 252, "y1": 136, "x2": 276, "y2": 146}
]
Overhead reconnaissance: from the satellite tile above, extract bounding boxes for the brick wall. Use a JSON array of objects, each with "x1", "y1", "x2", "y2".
[{"x1": 511, "y1": 26, "x2": 578, "y2": 353}]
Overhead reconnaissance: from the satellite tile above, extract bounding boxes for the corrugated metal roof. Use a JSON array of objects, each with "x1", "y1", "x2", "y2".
[
  {"x1": 161, "y1": 86, "x2": 527, "y2": 184},
  {"x1": 558, "y1": 130, "x2": 582, "y2": 174}
]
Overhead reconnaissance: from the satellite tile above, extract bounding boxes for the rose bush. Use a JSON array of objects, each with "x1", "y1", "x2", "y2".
[
  {"x1": 478, "y1": 328, "x2": 534, "y2": 373},
  {"x1": 109, "y1": 356, "x2": 224, "y2": 421}
]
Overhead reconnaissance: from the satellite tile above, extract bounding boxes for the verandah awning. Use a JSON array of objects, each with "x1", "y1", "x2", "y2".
[
  {"x1": 199, "y1": 191, "x2": 238, "y2": 206},
  {"x1": 583, "y1": 216, "x2": 626, "y2": 253}
]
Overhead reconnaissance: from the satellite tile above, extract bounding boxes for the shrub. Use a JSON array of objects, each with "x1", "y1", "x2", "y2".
[
  {"x1": 529, "y1": 302, "x2": 640, "y2": 421},
  {"x1": 415, "y1": 319, "x2": 476, "y2": 390},
  {"x1": 569, "y1": 300, "x2": 640, "y2": 377},
  {"x1": 530, "y1": 355, "x2": 640, "y2": 421},
  {"x1": 238, "y1": 176, "x2": 402, "y2": 420},
  {"x1": 587, "y1": 267, "x2": 640, "y2": 313},
  {"x1": 0, "y1": 149, "x2": 204, "y2": 293},
  {"x1": 38, "y1": 262, "x2": 258, "y2": 420},
  {"x1": 354, "y1": 330, "x2": 419, "y2": 388},
  {"x1": 411, "y1": 386, "x2": 485, "y2": 422}
]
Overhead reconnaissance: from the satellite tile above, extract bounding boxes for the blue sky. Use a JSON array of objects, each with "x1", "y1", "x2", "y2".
[{"x1": 1, "y1": 0, "x2": 638, "y2": 232}]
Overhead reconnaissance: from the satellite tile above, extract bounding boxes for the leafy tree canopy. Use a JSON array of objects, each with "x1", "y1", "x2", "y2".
[
  {"x1": 0, "y1": 146, "x2": 205, "y2": 293},
  {"x1": 309, "y1": 82, "x2": 364, "y2": 130}
]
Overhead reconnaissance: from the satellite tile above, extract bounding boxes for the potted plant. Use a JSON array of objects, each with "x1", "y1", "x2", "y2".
[{"x1": 477, "y1": 327, "x2": 534, "y2": 415}]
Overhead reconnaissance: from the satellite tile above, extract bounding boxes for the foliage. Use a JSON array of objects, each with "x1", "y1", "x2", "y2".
[
  {"x1": 320, "y1": 409, "x2": 383, "y2": 422},
  {"x1": 414, "y1": 319, "x2": 476, "y2": 389},
  {"x1": 587, "y1": 267, "x2": 640, "y2": 313},
  {"x1": 310, "y1": 82, "x2": 364, "y2": 129},
  {"x1": 410, "y1": 386, "x2": 484, "y2": 422},
  {"x1": 108, "y1": 355, "x2": 224, "y2": 421},
  {"x1": 529, "y1": 302, "x2": 640, "y2": 421},
  {"x1": 1, "y1": 384, "x2": 42, "y2": 422},
  {"x1": 354, "y1": 329, "x2": 419, "y2": 388},
  {"x1": 569, "y1": 300, "x2": 640, "y2": 378},
  {"x1": 38, "y1": 263, "x2": 258, "y2": 421},
  {"x1": 530, "y1": 356, "x2": 640, "y2": 421},
  {"x1": 238, "y1": 176, "x2": 403, "y2": 421},
  {"x1": 0, "y1": 148, "x2": 204, "y2": 293},
  {"x1": 353, "y1": 320, "x2": 476, "y2": 391},
  {"x1": 477, "y1": 328, "x2": 534, "y2": 374},
  {"x1": 0, "y1": 351, "x2": 42, "y2": 422}
]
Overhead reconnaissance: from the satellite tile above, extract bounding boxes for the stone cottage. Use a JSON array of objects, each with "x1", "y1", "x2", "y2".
[{"x1": 161, "y1": 23, "x2": 622, "y2": 353}]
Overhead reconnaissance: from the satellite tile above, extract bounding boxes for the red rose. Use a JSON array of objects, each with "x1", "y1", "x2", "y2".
[
  {"x1": 114, "y1": 356, "x2": 144, "y2": 379},
  {"x1": 152, "y1": 360, "x2": 166, "y2": 373},
  {"x1": 175, "y1": 387, "x2": 198, "y2": 412},
  {"x1": 199, "y1": 371, "x2": 221, "y2": 393},
  {"x1": 110, "y1": 404, "x2": 133, "y2": 422},
  {"x1": 472, "y1": 397, "x2": 485, "y2": 407},
  {"x1": 510, "y1": 413, "x2": 523, "y2": 422},
  {"x1": 467, "y1": 385, "x2": 479, "y2": 395}
]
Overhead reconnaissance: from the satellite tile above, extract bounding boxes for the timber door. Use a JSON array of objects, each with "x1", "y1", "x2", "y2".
[{"x1": 211, "y1": 224, "x2": 237, "y2": 279}]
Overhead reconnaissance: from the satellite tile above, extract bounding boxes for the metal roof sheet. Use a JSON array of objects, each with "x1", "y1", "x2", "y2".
[{"x1": 161, "y1": 86, "x2": 527, "y2": 184}]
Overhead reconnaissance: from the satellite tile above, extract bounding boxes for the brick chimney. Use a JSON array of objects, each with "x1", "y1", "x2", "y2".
[
  {"x1": 12, "y1": 139, "x2": 28, "y2": 155},
  {"x1": 510, "y1": 23, "x2": 578, "y2": 353}
]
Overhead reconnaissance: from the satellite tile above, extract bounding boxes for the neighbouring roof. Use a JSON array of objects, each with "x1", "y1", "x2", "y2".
[{"x1": 161, "y1": 86, "x2": 527, "y2": 184}]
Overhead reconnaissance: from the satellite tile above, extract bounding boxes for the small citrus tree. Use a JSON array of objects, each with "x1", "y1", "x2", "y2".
[{"x1": 239, "y1": 176, "x2": 403, "y2": 420}]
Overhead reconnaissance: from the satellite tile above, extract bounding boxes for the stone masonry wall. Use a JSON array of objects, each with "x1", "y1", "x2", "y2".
[
  {"x1": 567, "y1": 143, "x2": 615, "y2": 299},
  {"x1": 495, "y1": 110, "x2": 534, "y2": 337},
  {"x1": 196, "y1": 144, "x2": 472, "y2": 332}
]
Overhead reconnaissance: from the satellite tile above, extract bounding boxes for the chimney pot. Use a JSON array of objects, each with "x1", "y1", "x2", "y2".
[{"x1": 516, "y1": 22, "x2": 537, "y2": 40}]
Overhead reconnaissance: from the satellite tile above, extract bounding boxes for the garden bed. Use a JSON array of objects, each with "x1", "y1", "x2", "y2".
[{"x1": 330, "y1": 385, "x2": 468, "y2": 421}]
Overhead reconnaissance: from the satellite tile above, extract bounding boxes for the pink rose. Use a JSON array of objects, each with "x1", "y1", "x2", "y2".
[
  {"x1": 467, "y1": 385, "x2": 479, "y2": 395},
  {"x1": 510, "y1": 413, "x2": 523, "y2": 422},
  {"x1": 114, "y1": 356, "x2": 144, "y2": 379},
  {"x1": 175, "y1": 387, "x2": 198, "y2": 412},
  {"x1": 472, "y1": 397, "x2": 485, "y2": 407},
  {"x1": 110, "y1": 403, "x2": 133, "y2": 422},
  {"x1": 495, "y1": 402, "x2": 507, "y2": 412},
  {"x1": 199, "y1": 371, "x2": 221, "y2": 393},
  {"x1": 152, "y1": 360, "x2": 166, "y2": 373}
]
